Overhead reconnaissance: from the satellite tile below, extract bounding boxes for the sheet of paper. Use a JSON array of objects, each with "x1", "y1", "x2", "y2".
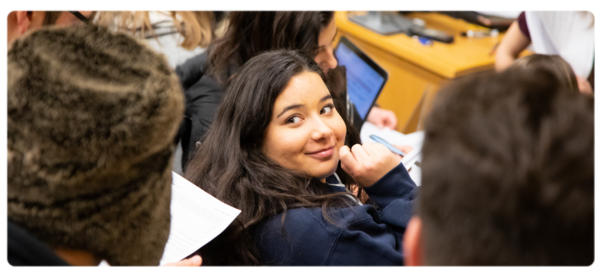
[
  {"x1": 407, "y1": 164, "x2": 422, "y2": 186},
  {"x1": 159, "y1": 172, "x2": 241, "y2": 265},
  {"x1": 360, "y1": 122, "x2": 424, "y2": 184}
]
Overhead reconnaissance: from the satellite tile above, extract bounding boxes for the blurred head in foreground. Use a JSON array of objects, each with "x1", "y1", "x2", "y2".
[
  {"x1": 510, "y1": 54, "x2": 579, "y2": 92},
  {"x1": 403, "y1": 68, "x2": 593, "y2": 265},
  {"x1": 8, "y1": 24, "x2": 184, "y2": 265}
]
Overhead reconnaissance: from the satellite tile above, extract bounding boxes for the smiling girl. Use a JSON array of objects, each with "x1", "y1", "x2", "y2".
[{"x1": 184, "y1": 50, "x2": 417, "y2": 265}]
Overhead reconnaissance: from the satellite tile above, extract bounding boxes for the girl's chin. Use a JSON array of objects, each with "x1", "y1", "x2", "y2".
[{"x1": 314, "y1": 162, "x2": 339, "y2": 182}]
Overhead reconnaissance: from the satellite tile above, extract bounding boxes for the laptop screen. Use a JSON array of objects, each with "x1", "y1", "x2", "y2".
[{"x1": 335, "y1": 37, "x2": 388, "y2": 119}]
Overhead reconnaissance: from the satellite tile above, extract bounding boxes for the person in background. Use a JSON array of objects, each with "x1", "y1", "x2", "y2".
[
  {"x1": 184, "y1": 50, "x2": 417, "y2": 265},
  {"x1": 494, "y1": 11, "x2": 594, "y2": 94},
  {"x1": 7, "y1": 24, "x2": 194, "y2": 266},
  {"x1": 7, "y1": 11, "x2": 93, "y2": 46},
  {"x1": 402, "y1": 68, "x2": 593, "y2": 265},
  {"x1": 91, "y1": 11, "x2": 217, "y2": 175},
  {"x1": 176, "y1": 12, "x2": 399, "y2": 171},
  {"x1": 509, "y1": 54, "x2": 579, "y2": 91},
  {"x1": 92, "y1": 11, "x2": 215, "y2": 68}
]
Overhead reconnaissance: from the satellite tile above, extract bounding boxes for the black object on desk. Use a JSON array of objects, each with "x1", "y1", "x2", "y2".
[{"x1": 409, "y1": 25, "x2": 455, "y2": 44}]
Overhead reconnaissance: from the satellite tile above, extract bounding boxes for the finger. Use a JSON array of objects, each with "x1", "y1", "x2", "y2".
[
  {"x1": 393, "y1": 144, "x2": 413, "y2": 155},
  {"x1": 161, "y1": 260, "x2": 194, "y2": 269},
  {"x1": 477, "y1": 15, "x2": 492, "y2": 25},
  {"x1": 179, "y1": 255, "x2": 202, "y2": 266},
  {"x1": 399, "y1": 145, "x2": 413, "y2": 155},
  {"x1": 388, "y1": 114, "x2": 397, "y2": 130},
  {"x1": 351, "y1": 144, "x2": 370, "y2": 162},
  {"x1": 369, "y1": 142, "x2": 388, "y2": 154},
  {"x1": 361, "y1": 142, "x2": 380, "y2": 156},
  {"x1": 192, "y1": 255, "x2": 203, "y2": 266},
  {"x1": 339, "y1": 145, "x2": 359, "y2": 174}
]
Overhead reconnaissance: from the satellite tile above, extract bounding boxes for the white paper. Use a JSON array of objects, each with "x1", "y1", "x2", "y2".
[
  {"x1": 407, "y1": 164, "x2": 422, "y2": 186},
  {"x1": 159, "y1": 172, "x2": 241, "y2": 265},
  {"x1": 360, "y1": 122, "x2": 424, "y2": 184}
]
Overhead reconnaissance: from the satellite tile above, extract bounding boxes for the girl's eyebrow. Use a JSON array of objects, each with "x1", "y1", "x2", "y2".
[
  {"x1": 276, "y1": 95, "x2": 332, "y2": 118},
  {"x1": 277, "y1": 104, "x2": 304, "y2": 118},
  {"x1": 320, "y1": 95, "x2": 332, "y2": 102}
]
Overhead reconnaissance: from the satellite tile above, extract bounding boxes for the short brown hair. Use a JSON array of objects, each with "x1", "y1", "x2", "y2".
[
  {"x1": 418, "y1": 68, "x2": 593, "y2": 265},
  {"x1": 510, "y1": 54, "x2": 579, "y2": 91}
]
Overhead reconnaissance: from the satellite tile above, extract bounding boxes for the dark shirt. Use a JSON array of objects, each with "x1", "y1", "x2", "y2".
[
  {"x1": 517, "y1": 11, "x2": 596, "y2": 92},
  {"x1": 8, "y1": 220, "x2": 70, "y2": 266},
  {"x1": 175, "y1": 52, "x2": 215, "y2": 170}
]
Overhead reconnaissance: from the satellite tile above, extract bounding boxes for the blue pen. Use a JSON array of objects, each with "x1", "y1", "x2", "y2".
[
  {"x1": 369, "y1": 135, "x2": 406, "y2": 156},
  {"x1": 412, "y1": 35, "x2": 432, "y2": 46}
]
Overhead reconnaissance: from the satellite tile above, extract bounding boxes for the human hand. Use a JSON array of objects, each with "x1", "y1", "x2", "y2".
[
  {"x1": 367, "y1": 107, "x2": 398, "y2": 129},
  {"x1": 339, "y1": 142, "x2": 402, "y2": 188},
  {"x1": 576, "y1": 75, "x2": 593, "y2": 95},
  {"x1": 477, "y1": 15, "x2": 492, "y2": 26},
  {"x1": 163, "y1": 255, "x2": 202, "y2": 266}
]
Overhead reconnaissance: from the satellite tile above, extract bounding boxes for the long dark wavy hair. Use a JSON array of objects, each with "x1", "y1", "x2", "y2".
[
  {"x1": 184, "y1": 50, "x2": 362, "y2": 265},
  {"x1": 206, "y1": 12, "x2": 334, "y2": 85}
]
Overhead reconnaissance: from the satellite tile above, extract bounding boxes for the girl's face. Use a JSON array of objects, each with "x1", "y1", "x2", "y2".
[
  {"x1": 263, "y1": 71, "x2": 347, "y2": 181},
  {"x1": 314, "y1": 18, "x2": 338, "y2": 75}
]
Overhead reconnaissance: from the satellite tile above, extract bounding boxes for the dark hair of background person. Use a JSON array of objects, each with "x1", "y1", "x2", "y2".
[
  {"x1": 510, "y1": 54, "x2": 579, "y2": 91},
  {"x1": 42, "y1": 11, "x2": 63, "y2": 25},
  {"x1": 206, "y1": 11, "x2": 334, "y2": 85},
  {"x1": 184, "y1": 50, "x2": 363, "y2": 265},
  {"x1": 40, "y1": 11, "x2": 97, "y2": 26},
  {"x1": 418, "y1": 68, "x2": 593, "y2": 265}
]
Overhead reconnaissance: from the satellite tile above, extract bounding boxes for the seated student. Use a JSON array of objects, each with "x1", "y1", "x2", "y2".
[
  {"x1": 7, "y1": 24, "x2": 193, "y2": 266},
  {"x1": 402, "y1": 68, "x2": 593, "y2": 265},
  {"x1": 176, "y1": 12, "x2": 398, "y2": 170},
  {"x1": 184, "y1": 50, "x2": 417, "y2": 265},
  {"x1": 8, "y1": 11, "x2": 92, "y2": 45},
  {"x1": 92, "y1": 11, "x2": 215, "y2": 68}
]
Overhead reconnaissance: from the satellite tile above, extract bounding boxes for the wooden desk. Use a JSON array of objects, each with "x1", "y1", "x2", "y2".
[{"x1": 334, "y1": 11, "x2": 503, "y2": 133}]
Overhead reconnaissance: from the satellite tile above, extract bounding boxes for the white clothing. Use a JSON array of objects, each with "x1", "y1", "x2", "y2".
[
  {"x1": 143, "y1": 12, "x2": 206, "y2": 69},
  {"x1": 525, "y1": 11, "x2": 594, "y2": 78}
]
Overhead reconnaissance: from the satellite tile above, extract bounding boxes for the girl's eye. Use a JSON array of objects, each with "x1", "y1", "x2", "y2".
[
  {"x1": 321, "y1": 105, "x2": 333, "y2": 114},
  {"x1": 286, "y1": 115, "x2": 302, "y2": 124}
]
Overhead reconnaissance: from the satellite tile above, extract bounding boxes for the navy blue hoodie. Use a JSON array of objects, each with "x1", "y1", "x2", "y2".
[{"x1": 255, "y1": 163, "x2": 418, "y2": 265}]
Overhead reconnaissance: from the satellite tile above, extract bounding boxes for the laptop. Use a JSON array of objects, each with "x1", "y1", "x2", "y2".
[{"x1": 335, "y1": 36, "x2": 388, "y2": 120}]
